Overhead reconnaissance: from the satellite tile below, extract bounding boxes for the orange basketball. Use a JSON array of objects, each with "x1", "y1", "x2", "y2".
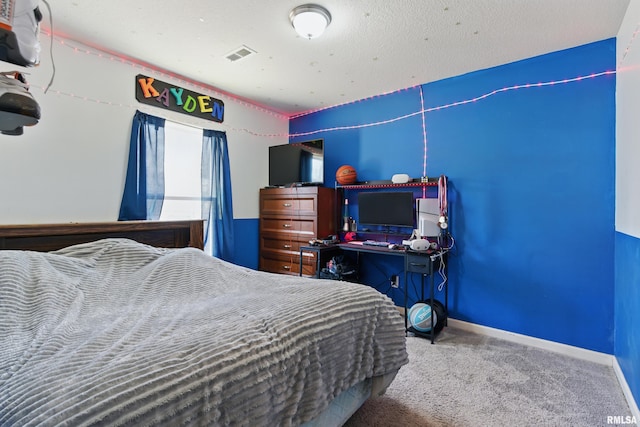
[{"x1": 336, "y1": 165, "x2": 357, "y2": 185}]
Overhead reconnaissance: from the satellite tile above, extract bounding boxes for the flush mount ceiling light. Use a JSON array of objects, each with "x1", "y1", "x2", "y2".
[{"x1": 289, "y1": 4, "x2": 331, "y2": 39}]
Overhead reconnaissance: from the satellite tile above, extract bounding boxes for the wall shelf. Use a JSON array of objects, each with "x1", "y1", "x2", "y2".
[{"x1": 335, "y1": 180, "x2": 439, "y2": 190}]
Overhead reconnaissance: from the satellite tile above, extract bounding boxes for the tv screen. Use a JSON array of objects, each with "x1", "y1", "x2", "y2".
[
  {"x1": 358, "y1": 191, "x2": 415, "y2": 228},
  {"x1": 268, "y1": 139, "x2": 324, "y2": 186}
]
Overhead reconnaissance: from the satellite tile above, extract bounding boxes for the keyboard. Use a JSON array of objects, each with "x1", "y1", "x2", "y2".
[{"x1": 362, "y1": 240, "x2": 390, "y2": 247}]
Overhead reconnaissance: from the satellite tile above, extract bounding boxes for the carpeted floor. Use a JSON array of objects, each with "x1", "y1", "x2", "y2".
[{"x1": 345, "y1": 327, "x2": 632, "y2": 427}]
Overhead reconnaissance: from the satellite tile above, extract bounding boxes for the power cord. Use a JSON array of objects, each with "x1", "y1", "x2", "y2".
[
  {"x1": 41, "y1": 0, "x2": 55, "y2": 94},
  {"x1": 437, "y1": 252, "x2": 447, "y2": 292}
]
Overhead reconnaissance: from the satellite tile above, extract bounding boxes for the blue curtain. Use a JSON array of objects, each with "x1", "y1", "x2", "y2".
[
  {"x1": 201, "y1": 129, "x2": 234, "y2": 260},
  {"x1": 118, "y1": 110, "x2": 165, "y2": 220}
]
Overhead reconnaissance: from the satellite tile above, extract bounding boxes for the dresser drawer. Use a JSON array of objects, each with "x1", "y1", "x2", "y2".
[
  {"x1": 260, "y1": 255, "x2": 316, "y2": 276},
  {"x1": 260, "y1": 218, "x2": 316, "y2": 237},
  {"x1": 258, "y1": 187, "x2": 336, "y2": 276},
  {"x1": 260, "y1": 196, "x2": 317, "y2": 216},
  {"x1": 405, "y1": 254, "x2": 433, "y2": 274},
  {"x1": 261, "y1": 236, "x2": 305, "y2": 253}
]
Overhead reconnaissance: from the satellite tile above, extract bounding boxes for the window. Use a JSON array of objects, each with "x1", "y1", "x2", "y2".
[
  {"x1": 120, "y1": 111, "x2": 233, "y2": 259},
  {"x1": 160, "y1": 120, "x2": 203, "y2": 220}
]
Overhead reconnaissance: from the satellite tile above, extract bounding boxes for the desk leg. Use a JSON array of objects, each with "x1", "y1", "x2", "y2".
[
  {"x1": 430, "y1": 270, "x2": 435, "y2": 344},
  {"x1": 404, "y1": 271, "x2": 408, "y2": 334},
  {"x1": 405, "y1": 253, "x2": 444, "y2": 344},
  {"x1": 316, "y1": 251, "x2": 322, "y2": 278},
  {"x1": 299, "y1": 249, "x2": 303, "y2": 277},
  {"x1": 444, "y1": 271, "x2": 449, "y2": 326}
]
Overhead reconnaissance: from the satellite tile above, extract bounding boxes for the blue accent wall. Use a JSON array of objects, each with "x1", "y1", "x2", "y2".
[
  {"x1": 290, "y1": 39, "x2": 616, "y2": 353},
  {"x1": 233, "y1": 218, "x2": 259, "y2": 269},
  {"x1": 615, "y1": 232, "x2": 640, "y2": 402}
]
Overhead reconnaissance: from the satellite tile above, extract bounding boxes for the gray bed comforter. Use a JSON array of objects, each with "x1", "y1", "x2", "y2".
[{"x1": 0, "y1": 239, "x2": 408, "y2": 426}]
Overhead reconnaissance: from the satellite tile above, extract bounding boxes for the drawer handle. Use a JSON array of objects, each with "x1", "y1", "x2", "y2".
[
  {"x1": 283, "y1": 203, "x2": 292, "y2": 207},
  {"x1": 282, "y1": 265, "x2": 291, "y2": 270},
  {"x1": 283, "y1": 244, "x2": 291, "y2": 249},
  {"x1": 410, "y1": 262, "x2": 427, "y2": 268},
  {"x1": 283, "y1": 224, "x2": 292, "y2": 228}
]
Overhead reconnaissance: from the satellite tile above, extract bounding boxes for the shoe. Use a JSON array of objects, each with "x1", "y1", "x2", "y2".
[
  {"x1": 0, "y1": 0, "x2": 42, "y2": 67},
  {"x1": 0, "y1": 71, "x2": 40, "y2": 135},
  {"x1": 2, "y1": 125, "x2": 23, "y2": 135}
]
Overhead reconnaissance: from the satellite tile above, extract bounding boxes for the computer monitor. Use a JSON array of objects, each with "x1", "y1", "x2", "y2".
[{"x1": 357, "y1": 192, "x2": 414, "y2": 228}]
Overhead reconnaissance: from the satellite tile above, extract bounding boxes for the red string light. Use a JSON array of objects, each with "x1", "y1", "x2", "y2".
[
  {"x1": 289, "y1": 85, "x2": 422, "y2": 119},
  {"x1": 42, "y1": 32, "x2": 289, "y2": 120},
  {"x1": 285, "y1": 70, "x2": 617, "y2": 139},
  {"x1": 620, "y1": 23, "x2": 640, "y2": 66},
  {"x1": 419, "y1": 85, "x2": 428, "y2": 197}
]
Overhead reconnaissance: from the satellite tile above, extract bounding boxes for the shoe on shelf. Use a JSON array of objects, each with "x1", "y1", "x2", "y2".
[
  {"x1": 0, "y1": 71, "x2": 40, "y2": 135},
  {"x1": 2, "y1": 125, "x2": 23, "y2": 135},
  {"x1": 0, "y1": 0, "x2": 42, "y2": 67}
]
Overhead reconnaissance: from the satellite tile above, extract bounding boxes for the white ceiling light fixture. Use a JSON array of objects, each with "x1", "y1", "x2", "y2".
[{"x1": 289, "y1": 4, "x2": 332, "y2": 39}]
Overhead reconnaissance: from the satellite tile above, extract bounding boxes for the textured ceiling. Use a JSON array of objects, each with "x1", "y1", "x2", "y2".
[{"x1": 45, "y1": 0, "x2": 630, "y2": 116}]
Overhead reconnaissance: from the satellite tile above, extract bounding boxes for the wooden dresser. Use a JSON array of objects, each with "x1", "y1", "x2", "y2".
[{"x1": 259, "y1": 186, "x2": 336, "y2": 277}]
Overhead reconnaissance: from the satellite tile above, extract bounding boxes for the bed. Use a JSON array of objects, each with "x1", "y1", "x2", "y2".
[{"x1": 0, "y1": 221, "x2": 408, "y2": 426}]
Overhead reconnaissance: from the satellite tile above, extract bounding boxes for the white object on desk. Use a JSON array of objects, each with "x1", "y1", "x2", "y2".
[
  {"x1": 391, "y1": 173, "x2": 410, "y2": 184},
  {"x1": 410, "y1": 239, "x2": 430, "y2": 251}
]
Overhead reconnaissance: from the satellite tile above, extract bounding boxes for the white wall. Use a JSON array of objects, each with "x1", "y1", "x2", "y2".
[
  {"x1": 0, "y1": 34, "x2": 288, "y2": 224},
  {"x1": 616, "y1": 2, "x2": 640, "y2": 417},
  {"x1": 616, "y1": 0, "x2": 640, "y2": 238}
]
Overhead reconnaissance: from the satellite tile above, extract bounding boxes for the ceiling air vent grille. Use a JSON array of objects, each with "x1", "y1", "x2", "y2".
[{"x1": 225, "y1": 45, "x2": 256, "y2": 62}]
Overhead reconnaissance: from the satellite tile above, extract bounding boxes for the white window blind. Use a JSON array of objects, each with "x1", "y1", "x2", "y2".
[{"x1": 160, "y1": 121, "x2": 203, "y2": 220}]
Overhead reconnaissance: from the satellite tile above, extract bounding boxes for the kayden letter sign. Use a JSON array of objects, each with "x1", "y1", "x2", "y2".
[{"x1": 135, "y1": 74, "x2": 224, "y2": 123}]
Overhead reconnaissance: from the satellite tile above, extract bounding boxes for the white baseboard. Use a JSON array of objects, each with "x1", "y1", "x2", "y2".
[
  {"x1": 446, "y1": 318, "x2": 612, "y2": 365},
  {"x1": 446, "y1": 318, "x2": 639, "y2": 417},
  {"x1": 613, "y1": 357, "x2": 640, "y2": 422}
]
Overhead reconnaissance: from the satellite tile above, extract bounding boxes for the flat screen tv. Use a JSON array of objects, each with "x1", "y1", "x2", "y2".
[
  {"x1": 268, "y1": 139, "x2": 324, "y2": 186},
  {"x1": 358, "y1": 191, "x2": 415, "y2": 228}
]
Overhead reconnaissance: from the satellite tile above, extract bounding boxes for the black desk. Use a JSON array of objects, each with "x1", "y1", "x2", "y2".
[
  {"x1": 300, "y1": 242, "x2": 448, "y2": 343},
  {"x1": 337, "y1": 242, "x2": 408, "y2": 257}
]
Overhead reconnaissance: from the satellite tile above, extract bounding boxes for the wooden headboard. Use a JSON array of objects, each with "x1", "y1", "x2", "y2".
[{"x1": 0, "y1": 220, "x2": 205, "y2": 252}]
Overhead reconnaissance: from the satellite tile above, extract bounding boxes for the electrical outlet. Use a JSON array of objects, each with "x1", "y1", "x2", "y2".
[{"x1": 390, "y1": 275, "x2": 399, "y2": 288}]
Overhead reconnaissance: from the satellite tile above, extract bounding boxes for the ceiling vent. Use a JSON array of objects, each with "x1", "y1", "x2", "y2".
[{"x1": 225, "y1": 45, "x2": 256, "y2": 62}]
